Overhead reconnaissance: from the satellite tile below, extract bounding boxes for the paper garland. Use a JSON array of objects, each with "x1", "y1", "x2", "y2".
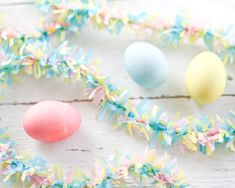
[
  {"x1": 1, "y1": 36, "x2": 235, "y2": 155},
  {"x1": 0, "y1": 128, "x2": 188, "y2": 187},
  {"x1": 0, "y1": 0, "x2": 235, "y2": 154},
  {"x1": 36, "y1": 0, "x2": 235, "y2": 64},
  {"x1": 0, "y1": 25, "x2": 190, "y2": 187},
  {"x1": 3, "y1": 0, "x2": 235, "y2": 64},
  {"x1": 0, "y1": 0, "x2": 235, "y2": 186}
]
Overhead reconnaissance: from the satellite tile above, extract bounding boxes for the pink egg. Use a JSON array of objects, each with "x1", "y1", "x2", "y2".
[{"x1": 23, "y1": 101, "x2": 81, "y2": 143}]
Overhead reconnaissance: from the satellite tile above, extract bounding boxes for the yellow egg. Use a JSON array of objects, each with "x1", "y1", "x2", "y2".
[{"x1": 185, "y1": 51, "x2": 226, "y2": 104}]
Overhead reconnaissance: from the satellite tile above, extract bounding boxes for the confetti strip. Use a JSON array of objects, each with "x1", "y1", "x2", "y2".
[
  {"x1": 0, "y1": 39, "x2": 235, "y2": 155},
  {"x1": 0, "y1": 128, "x2": 188, "y2": 187},
  {"x1": 36, "y1": 0, "x2": 235, "y2": 64},
  {"x1": 1, "y1": 0, "x2": 235, "y2": 64},
  {"x1": 0, "y1": 1, "x2": 233, "y2": 187}
]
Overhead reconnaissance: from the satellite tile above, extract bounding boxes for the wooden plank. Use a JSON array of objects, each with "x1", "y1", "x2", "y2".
[
  {"x1": 1, "y1": 1, "x2": 235, "y2": 187},
  {"x1": 0, "y1": 4, "x2": 40, "y2": 30},
  {"x1": 1, "y1": 74, "x2": 235, "y2": 117}
]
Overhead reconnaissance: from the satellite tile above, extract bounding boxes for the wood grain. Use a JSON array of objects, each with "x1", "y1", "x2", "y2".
[{"x1": 1, "y1": 1, "x2": 235, "y2": 187}]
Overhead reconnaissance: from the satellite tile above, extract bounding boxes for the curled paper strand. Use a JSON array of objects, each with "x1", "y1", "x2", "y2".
[
  {"x1": 0, "y1": 39, "x2": 235, "y2": 155},
  {"x1": 36, "y1": 0, "x2": 235, "y2": 64},
  {"x1": 0, "y1": 1, "x2": 234, "y2": 187},
  {"x1": 0, "y1": 128, "x2": 189, "y2": 187},
  {"x1": 1, "y1": 0, "x2": 235, "y2": 64}
]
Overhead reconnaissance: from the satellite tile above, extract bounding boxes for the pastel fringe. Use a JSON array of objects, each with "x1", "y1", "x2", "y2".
[
  {"x1": 1, "y1": 0, "x2": 234, "y2": 186},
  {"x1": 0, "y1": 38, "x2": 235, "y2": 155},
  {"x1": 0, "y1": 128, "x2": 188, "y2": 187},
  {"x1": 36, "y1": 0, "x2": 235, "y2": 64},
  {"x1": 1, "y1": 0, "x2": 235, "y2": 64}
]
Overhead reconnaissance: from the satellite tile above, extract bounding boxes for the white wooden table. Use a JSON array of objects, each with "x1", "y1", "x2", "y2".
[{"x1": 1, "y1": 0, "x2": 235, "y2": 187}]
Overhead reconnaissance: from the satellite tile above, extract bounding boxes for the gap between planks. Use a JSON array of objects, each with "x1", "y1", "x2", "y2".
[
  {"x1": 0, "y1": 0, "x2": 121, "y2": 7},
  {"x1": 0, "y1": 94, "x2": 235, "y2": 106},
  {"x1": 0, "y1": 2, "x2": 33, "y2": 6}
]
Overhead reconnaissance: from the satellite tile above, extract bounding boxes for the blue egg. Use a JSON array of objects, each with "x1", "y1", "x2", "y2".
[{"x1": 124, "y1": 42, "x2": 169, "y2": 89}]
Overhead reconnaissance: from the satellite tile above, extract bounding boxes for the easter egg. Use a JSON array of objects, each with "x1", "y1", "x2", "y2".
[
  {"x1": 23, "y1": 101, "x2": 81, "y2": 143},
  {"x1": 185, "y1": 51, "x2": 226, "y2": 104},
  {"x1": 124, "y1": 42, "x2": 169, "y2": 89}
]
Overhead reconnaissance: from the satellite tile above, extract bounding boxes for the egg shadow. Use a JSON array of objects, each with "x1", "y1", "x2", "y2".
[{"x1": 35, "y1": 119, "x2": 98, "y2": 167}]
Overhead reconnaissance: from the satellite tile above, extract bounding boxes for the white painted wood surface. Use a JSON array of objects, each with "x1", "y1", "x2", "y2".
[{"x1": 0, "y1": 0, "x2": 235, "y2": 187}]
